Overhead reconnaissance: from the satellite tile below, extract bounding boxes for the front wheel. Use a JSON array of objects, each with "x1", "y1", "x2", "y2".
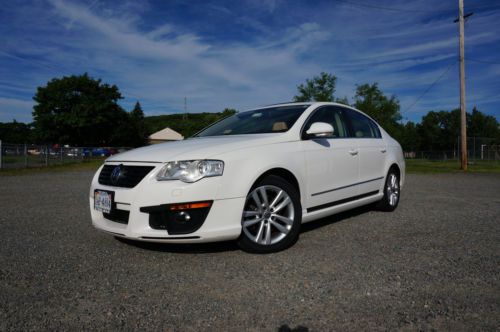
[
  {"x1": 376, "y1": 169, "x2": 401, "y2": 212},
  {"x1": 238, "y1": 175, "x2": 302, "y2": 253}
]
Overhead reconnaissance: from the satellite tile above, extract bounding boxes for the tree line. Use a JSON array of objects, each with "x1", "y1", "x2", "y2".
[
  {"x1": 0, "y1": 73, "x2": 499, "y2": 151},
  {"x1": 293, "y1": 72, "x2": 500, "y2": 152}
]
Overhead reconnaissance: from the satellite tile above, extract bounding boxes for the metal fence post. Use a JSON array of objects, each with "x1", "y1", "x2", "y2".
[
  {"x1": 60, "y1": 146, "x2": 63, "y2": 163},
  {"x1": 45, "y1": 145, "x2": 49, "y2": 167},
  {"x1": 0, "y1": 140, "x2": 2, "y2": 169},
  {"x1": 24, "y1": 144, "x2": 28, "y2": 168}
]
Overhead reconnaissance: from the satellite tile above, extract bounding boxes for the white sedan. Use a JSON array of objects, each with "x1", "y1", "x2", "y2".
[{"x1": 90, "y1": 102, "x2": 405, "y2": 252}]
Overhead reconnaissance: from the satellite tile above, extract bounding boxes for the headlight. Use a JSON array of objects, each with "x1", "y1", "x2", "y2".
[{"x1": 156, "y1": 160, "x2": 224, "y2": 183}]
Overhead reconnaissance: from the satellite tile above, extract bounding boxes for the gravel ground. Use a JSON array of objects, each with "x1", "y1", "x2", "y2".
[{"x1": 0, "y1": 171, "x2": 499, "y2": 331}]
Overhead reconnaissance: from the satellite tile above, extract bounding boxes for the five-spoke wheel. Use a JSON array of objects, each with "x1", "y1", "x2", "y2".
[
  {"x1": 238, "y1": 175, "x2": 301, "y2": 253},
  {"x1": 386, "y1": 173, "x2": 400, "y2": 207},
  {"x1": 377, "y1": 169, "x2": 401, "y2": 211}
]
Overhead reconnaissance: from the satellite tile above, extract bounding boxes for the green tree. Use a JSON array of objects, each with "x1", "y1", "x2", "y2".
[
  {"x1": 353, "y1": 83, "x2": 402, "y2": 136},
  {"x1": 399, "y1": 121, "x2": 420, "y2": 152},
  {"x1": 417, "y1": 111, "x2": 439, "y2": 151},
  {"x1": 221, "y1": 108, "x2": 237, "y2": 117},
  {"x1": 0, "y1": 120, "x2": 34, "y2": 143},
  {"x1": 32, "y1": 73, "x2": 126, "y2": 146},
  {"x1": 417, "y1": 109, "x2": 461, "y2": 151},
  {"x1": 144, "y1": 109, "x2": 238, "y2": 138},
  {"x1": 469, "y1": 106, "x2": 500, "y2": 139},
  {"x1": 335, "y1": 96, "x2": 350, "y2": 106},
  {"x1": 293, "y1": 72, "x2": 337, "y2": 102},
  {"x1": 129, "y1": 101, "x2": 146, "y2": 146}
]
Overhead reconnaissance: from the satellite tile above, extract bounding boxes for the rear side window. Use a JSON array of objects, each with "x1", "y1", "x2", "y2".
[
  {"x1": 344, "y1": 109, "x2": 381, "y2": 138},
  {"x1": 368, "y1": 120, "x2": 382, "y2": 138},
  {"x1": 303, "y1": 106, "x2": 349, "y2": 138}
]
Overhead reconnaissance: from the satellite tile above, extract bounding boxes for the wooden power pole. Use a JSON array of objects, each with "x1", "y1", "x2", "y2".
[{"x1": 458, "y1": 0, "x2": 467, "y2": 170}]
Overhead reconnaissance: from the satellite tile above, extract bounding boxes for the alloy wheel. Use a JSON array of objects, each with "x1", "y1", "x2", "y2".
[
  {"x1": 242, "y1": 185, "x2": 295, "y2": 245},
  {"x1": 386, "y1": 173, "x2": 400, "y2": 207}
]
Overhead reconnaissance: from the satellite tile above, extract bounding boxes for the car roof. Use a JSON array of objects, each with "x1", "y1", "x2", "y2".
[
  {"x1": 261, "y1": 101, "x2": 350, "y2": 108},
  {"x1": 244, "y1": 102, "x2": 382, "y2": 128}
]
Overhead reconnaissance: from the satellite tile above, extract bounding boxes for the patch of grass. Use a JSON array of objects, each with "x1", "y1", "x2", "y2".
[
  {"x1": 0, "y1": 158, "x2": 104, "y2": 176},
  {"x1": 406, "y1": 159, "x2": 500, "y2": 173}
]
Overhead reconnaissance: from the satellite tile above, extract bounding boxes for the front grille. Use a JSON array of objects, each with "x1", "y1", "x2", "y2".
[
  {"x1": 98, "y1": 165, "x2": 155, "y2": 188},
  {"x1": 103, "y1": 209, "x2": 130, "y2": 224}
]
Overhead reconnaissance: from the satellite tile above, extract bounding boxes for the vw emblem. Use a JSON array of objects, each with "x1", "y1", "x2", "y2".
[{"x1": 110, "y1": 164, "x2": 124, "y2": 184}]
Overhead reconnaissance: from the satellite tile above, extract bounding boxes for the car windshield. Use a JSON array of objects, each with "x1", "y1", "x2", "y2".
[{"x1": 195, "y1": 105, "x2": 309, "y2": 137}]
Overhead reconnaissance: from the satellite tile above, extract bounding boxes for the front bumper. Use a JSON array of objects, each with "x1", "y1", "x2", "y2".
[{"x1": 89, "y1": 163, "x2": 245, "y2": 243}]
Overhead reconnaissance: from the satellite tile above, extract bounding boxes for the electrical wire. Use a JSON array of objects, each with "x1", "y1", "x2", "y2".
[
  {"x1": 467, "y1": 58, "x2": 500, "y2": 65},
  {"x1": 466, "y1": 3, "x2": 500, "y2": 10},
  {"x1": 403, "y1": 61, "x2": 456, "y2": 114},
  {"x1": 331, "y1": 0, "x2": 437, "y2": 13},
  {"x1": 332, "y1": 0, "x2": 500, "y2": 13}
]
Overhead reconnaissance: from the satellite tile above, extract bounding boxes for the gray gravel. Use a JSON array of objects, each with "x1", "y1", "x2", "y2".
[{"x1": 0, "y1": 171, "x2": 499, "y2": 331}]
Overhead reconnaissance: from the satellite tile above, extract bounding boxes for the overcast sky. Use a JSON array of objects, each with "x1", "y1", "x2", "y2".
[{"x1": 1, "y1": 0, "x2": 499, "y2": 123}]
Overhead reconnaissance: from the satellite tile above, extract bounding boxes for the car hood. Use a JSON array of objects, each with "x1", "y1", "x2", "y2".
[{"x1": 107, "y1": 134, "x2": 291, "y2": 163}]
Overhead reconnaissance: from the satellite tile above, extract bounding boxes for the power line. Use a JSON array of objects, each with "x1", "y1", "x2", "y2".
[
  {"x1": 332, "y1": 0, "x2": 500, "y2": 13},
  {"x1": 403, "y1": 61, "x2": 456, "y2": 114},
  {"x1": 467, "y1": 58, "x2": 500, "y2": 65},
  {"x1": 466, "y1": 3, "x2": 500, "y2": 10},
  {"x1": 332, "y1": 0, "x2": 437, "y2": 13}
]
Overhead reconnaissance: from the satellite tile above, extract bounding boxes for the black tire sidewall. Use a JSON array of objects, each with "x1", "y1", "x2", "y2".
[{"x1": 238, "y1": 175, "x2": 302, "y2": 253}]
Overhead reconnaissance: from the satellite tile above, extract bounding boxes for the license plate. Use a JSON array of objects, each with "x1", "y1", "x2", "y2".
[{"x1": 94, "y1": 190, "x2": 113, "y2": 213}]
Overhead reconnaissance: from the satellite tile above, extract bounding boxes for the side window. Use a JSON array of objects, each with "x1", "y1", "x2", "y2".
[
  {"x1": 368, "y1": 119, "x2": 382, "y2": 138},
  {"x1": 345, "y1": 109, "x2": 378, "y2": 138},
  {"x1": 304, "y1": 107, "x2": 349, "y2": 138}
]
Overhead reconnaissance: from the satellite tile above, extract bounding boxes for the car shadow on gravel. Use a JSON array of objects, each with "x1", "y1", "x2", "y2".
[
  {"x1": 115, "y1": 237, "x2": 239, "y2": 254},
  {"x1": 300, "y1": 204, "x2": 375, "y2": 234},
  {"x1": 116, "y1": 205, "x2": 376, "y2": 253}
]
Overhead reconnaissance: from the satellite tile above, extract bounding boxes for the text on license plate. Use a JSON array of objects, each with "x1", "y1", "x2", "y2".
[{"x1": 94, "y1": 190, "x2": 113, "y2": 213}]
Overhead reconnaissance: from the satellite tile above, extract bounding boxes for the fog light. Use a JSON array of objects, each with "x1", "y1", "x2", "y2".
[
  {"x1": 175, "y1": 211, "x2": 191, "y2": 223},
  {"x1": 142, "y1": 200, "x2": 213, "y2": 234}
]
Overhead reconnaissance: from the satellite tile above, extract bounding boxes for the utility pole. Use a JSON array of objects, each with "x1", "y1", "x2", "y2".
[{"x1": 458, "y1": 0, "x2": 467, "y2": 170}]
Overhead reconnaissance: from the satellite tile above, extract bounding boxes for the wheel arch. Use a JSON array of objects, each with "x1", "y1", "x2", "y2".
[
  {"x1": 388, "y1": 163, "x2": 401, "y2": 178},
  {"x1": 379, "y1": 162, "x2": 404, "y2": 194},
  {"x1": 252, "y1": 167, "x2": 301, "y2": 200}
]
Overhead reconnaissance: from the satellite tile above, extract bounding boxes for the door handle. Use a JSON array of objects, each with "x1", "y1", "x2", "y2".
[
  {"x1": 380, "y1": 148, "x2": 387, "y2": 153},
  {"x1": 349, "y1": 149, "x2": 358, "y2": 156}
]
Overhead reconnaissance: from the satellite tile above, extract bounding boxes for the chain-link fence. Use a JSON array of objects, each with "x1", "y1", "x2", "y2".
[
  {"x1": 404, "y1": 136, "x2": 500, "y2": 162},
  {"x1": 0, "y1": 141, "x2": 130, "y2": 169},
  {"x1": 404, "y1": 147, "x2": 500, "y2": 162},
  {"x1": 2, "y1": 138, "x2": 498, "y2": 169}
]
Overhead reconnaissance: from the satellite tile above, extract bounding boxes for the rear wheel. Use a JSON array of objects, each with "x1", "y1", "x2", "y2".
[
  {"x1": 238, "y1": 175, "x2": 301, "y2": 253},
  {"x1": 376, "y1": 169, "x2": 400, "y2": 212}
]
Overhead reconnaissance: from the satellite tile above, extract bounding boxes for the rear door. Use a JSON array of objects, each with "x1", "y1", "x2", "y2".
[
  {"x1": 343, "y1": 108, "x2": 387, "y2": 195},
  {"x1": 301, "y1": 106, "x2": 359, "y2": 210}
]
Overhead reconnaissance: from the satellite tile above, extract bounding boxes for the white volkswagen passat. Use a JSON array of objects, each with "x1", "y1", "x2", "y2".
[{"x1": 90, "y1": 102, "x2": 405, "y2": 253}]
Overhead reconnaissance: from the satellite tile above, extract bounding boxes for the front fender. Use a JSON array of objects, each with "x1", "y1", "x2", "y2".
[{"x1": 213, "y1": 142, "x2": 305, "y2": 203}]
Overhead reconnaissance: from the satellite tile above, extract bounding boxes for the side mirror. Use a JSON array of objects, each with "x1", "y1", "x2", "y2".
[{"x1": 305, "y1": 122, "x2": 334, "y2": 138}]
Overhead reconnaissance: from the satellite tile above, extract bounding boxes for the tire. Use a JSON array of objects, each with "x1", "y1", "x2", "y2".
[
  {"x1": 376, "y1": 168, "x2": 401, "y2": 212},
  {"x1": 237, "y1": 175, "x2": 302, "y2": 253}
]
